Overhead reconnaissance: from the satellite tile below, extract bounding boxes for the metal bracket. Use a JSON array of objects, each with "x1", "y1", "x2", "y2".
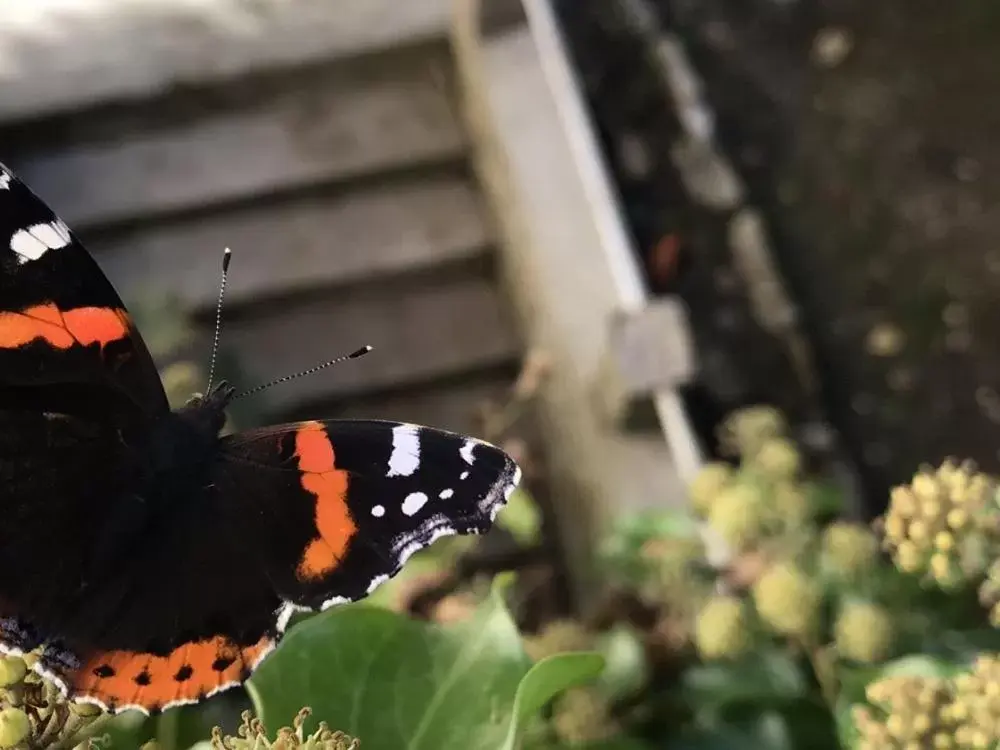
[{"x1": 594, "y1": 297, "x2": 697, "y2": 430}]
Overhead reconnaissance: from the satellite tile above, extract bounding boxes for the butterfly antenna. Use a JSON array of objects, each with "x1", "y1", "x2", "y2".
[
  {"x1": 205, "y1": 247, "x2": 232, "y2": 393},
  {"x1": 234, "y1": 346, "x2": 373, "y2": 400}
]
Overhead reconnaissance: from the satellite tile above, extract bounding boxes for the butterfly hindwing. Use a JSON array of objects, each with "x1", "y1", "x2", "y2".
[
  {"x1": 0, "y1": 406, "x2": 282, "y2": 714},
  {"x1": 0, "y1": 163, "x2": 167, "y2": 415},
  {"x1": 4, "y1": 417, "x2": 518, "y2": 714},
  {"x1": 215, "y1": 419, "x2": 520, "y2": 622}
]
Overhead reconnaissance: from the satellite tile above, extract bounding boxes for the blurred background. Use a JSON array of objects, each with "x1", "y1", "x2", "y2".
[{"x1": 3, "y1": 0, "x2": 999, "y2": 747}]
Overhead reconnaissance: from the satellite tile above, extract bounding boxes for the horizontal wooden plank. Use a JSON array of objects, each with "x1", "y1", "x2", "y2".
[
  {"x1": 96, "y1": 174, "x2": 493, "y2": 311},
  {"x1": 7, "y1": 48, "x2": 465, "y2": 229},
  {"x1": 218, "y1": 275, "x2": 520, "y2": 413},
  {"x1": 280, "y1": 369, "x2": 519, "y2": 438},
  {"x1": 0, "y1": 0, "x2": 451, "y2": 123}
]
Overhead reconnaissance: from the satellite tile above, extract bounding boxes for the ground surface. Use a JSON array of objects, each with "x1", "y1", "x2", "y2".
[{"x1": 569, "y1": 0, "x2": 1000, "y2": 507}]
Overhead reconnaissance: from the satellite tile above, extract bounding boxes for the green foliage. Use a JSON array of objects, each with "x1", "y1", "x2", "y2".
[
  {"x1": 22, "y1": 390, "x2": 1000, "y2": 749},
  {"x1": 247, "y1": 579, "x2": 603, "y2": 750},
  {"x1": 579, "y1": 405, "x2": 1000, "y2": 748},
  {"x1": 593, "y1": 627, "x2": 649, "y2": 702}
]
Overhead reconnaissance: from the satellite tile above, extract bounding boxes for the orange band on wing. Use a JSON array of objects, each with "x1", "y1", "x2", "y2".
[
  {"x1": 293, "y1": 421, "x2": 356, "y2": 581},
  {"x1": 0, "y1": 303, "x2": 130, "y2": 351},
  {"x1": 71, "y1": 634, "x2": 272, "y2": 712}
]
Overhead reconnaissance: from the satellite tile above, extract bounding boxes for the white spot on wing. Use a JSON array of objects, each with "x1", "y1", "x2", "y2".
[
  {"x1": 275, "y1": 603, "x2": 295, "y2": 633},
  {"x1": 387, "y1": 424, "x2": 421, "y2": 477},
  {"x1": 401, "y1": 491, "x2": 429, "y2": 516},
  {"x1": 439, "y1": 488, "x2": 454, "y2": 499},
  {"x1": 320, "y1": 595, "x2": 351, "y2": 611},
  {"x1": 275, "y1": 601, "x2": 310, "y2": 633},
  {"x1": 459, "y1": 438, "x2": 478, "y2": 465},
  {"x1": 206, "y1": 678, "x2": 247, "y2": 700},
  {"x1": 460, "y1": 471, "x2": 470, "y2": 480},
  {"x1": 10, "y1": 221, "x2": 71, "y2": 264},
  {"x1": 394, "y1": 526, "x2": 455, "y2": 570},
  {"x1": 506, "y1": 465, "x2": 522, "y2": 501},
  {"x1": 371, "y1": 504, "x2": 386, "y2": 517},
  {"x1": 0, "y1": 171, "x2": 11, "y2": 190}
]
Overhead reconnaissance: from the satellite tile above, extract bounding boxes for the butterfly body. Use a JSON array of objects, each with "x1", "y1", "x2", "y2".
[{"x1": 0, "y1": 162, "x2": 519, "y2": 713}]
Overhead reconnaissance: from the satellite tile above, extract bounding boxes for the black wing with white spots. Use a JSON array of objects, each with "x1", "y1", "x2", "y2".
[
  {"x1": 214, "y1": 419, "x2": 520, "y2": 628},
  {"x1": 0, "y1": 161, "x2": 168, "y2": 415}
]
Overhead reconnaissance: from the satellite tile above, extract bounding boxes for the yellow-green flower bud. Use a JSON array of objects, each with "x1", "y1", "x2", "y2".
[
  {"x1": 0, "y1": 708, "x2": 29, "y2": 749},
  {"x1": 523, "y1": 620, "x2": 593, "y2": 662},
  {"x1": 911, "y1": 472, "x2": 941, "y2": 502},
  {"x1": 834, "y1": 601, "x2": 894, "y2": 664},
  {"x1": 688, "y1": 462, "x2": 733, "y2": 519},
  {"x1": 707, "y1": 482, "x2": 767, "y2": 552},
  {"x1": 929, "y1": 553, "x2": 961, "y2": 589},
  {"x1": 69, "y1": 700, "x2": 104, "y2": 717},
  {"x1": 752, "y1": 563, "x2": 820, "y2": 638},
  {"x1": 949, "y1": 652, "x2": 1000, "y2": 744},
  {"x1": 908, "y1": 519, "x2": 931, "y2": 544},
  {"x1": 552, "y1": 688, "x2": 617, "y2": 744},
  {"x1": 947, "y1": 508, "x2": 969, "y2": 530},
  {"x1": 889, "y1": 486, "x2": 918, "y2": 518},
  {"x1": 880, "y1": 460, "x2": 999, "y2": 588},
  {"x1": 751, "y1": 437, "x2": 801, "y2": 479},
  {"x1": 772, "y1": 483, "x2": 812, "y2": 529},
  {"x1": 0, "y1": 658, "x2": 26, "y2": 688},
  {"x1": 694, "y1": 596, "x2": 750, "y2": 660},
  {"x1": 933, "y1": 531, "x2": 955, "y2": 552},
  {"x1": 853, "y1": 674, "x2": 956, "y2": 749},
  {"x1": 895, "y1": 540, "x2": 923, "y2": 573},
  {"x1": 821, "y1": 522, "x2": 879, "y2": 580},
  {"x1": 719, "y1": 405, "x2": 786, "y2": 458},
  {"x1": 883, "y1": 514, "x2": 907, "y2": 544}
]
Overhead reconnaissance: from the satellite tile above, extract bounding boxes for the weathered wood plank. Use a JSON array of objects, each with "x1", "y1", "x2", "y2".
[
  {"x1": 96, "y1": 174, "x2": 492, "y2": 311},
  {"x1": 282, "y1": 370, "x2": 518, "y2": 437},
  {"x1": 453, "y1": 0, "x2": 685, "y2": 608},
  {"x1": 0, "y1": 0, "x2": 452, "y2": 123},
  {"x1": 7, "y1": 50, "x2": 464, "y2": 229},
  {"x1": 220, "y1": 275, "x2": 520, "y2": 413}
]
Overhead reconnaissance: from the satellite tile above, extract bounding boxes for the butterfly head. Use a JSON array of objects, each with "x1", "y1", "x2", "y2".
[{"x1": 178, "y1": 380, "x2": 235, "y2": 435}]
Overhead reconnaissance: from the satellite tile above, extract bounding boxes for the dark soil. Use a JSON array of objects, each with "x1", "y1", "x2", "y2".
[
  {"x1": 557, "y1": 0, "x2": 831, "y2": 484},
  {"x1": 559, "y1": 0, "x2": 1000, "y2": 511}
]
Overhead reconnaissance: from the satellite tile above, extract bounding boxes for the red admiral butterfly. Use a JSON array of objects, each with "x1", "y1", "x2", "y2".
[{"x1": 0, "y1": 162, "x2": 520, "y2": 714}]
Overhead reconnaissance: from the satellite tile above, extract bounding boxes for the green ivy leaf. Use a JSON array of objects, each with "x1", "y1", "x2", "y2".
[
  {"x1": 875, "y1": 653, "x2": 963, "y2": 680},
  {"x1": 594, "y1": 626, "x2": 649, "y2": 701},
  {"x1": 712, "y1": 700, "x2": 839, "y2": 750},
  {"x1": 836, "y1": 663, "x2": 882, "y2": 706},
  {"x1": 599, "y1": 509, "x2": 700, "y2": 583},
  {"x1": 663, "y1": 725, "x2": 769, "y2": 750},
  {"x1": 363, "y1": 536, "x2": 471, "y2": 610},
  {"x1": 680, "y1": 650, "x2": 809, "y2": 710},
  {"x1": 618, "y1": 509, "x2": 701, "y2": 540},
  {"x1": 834, "y1": 695, "x2": 861, "y2": 750},
  {"x1": 667, "y1": 702, "x2": 839, "y2": 750},
  {"x1": 527, "y1": 739, "x2": 652, "y2": 750},
  {"x1": 502, "y1": 652, "x2": 607, "y2": 750},
  {"x1": 806, "y1": 481, "x2": 845, "y2": 521},
  {"x1": 929, "y1": 627, "x2": 1000, "y2": 664},
  {"x1": 85, "y1": 694, "x2": 244, "y2": 750},
  {"x1": 247, "y1": 582, "x2": 602, "y2": 750}
]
